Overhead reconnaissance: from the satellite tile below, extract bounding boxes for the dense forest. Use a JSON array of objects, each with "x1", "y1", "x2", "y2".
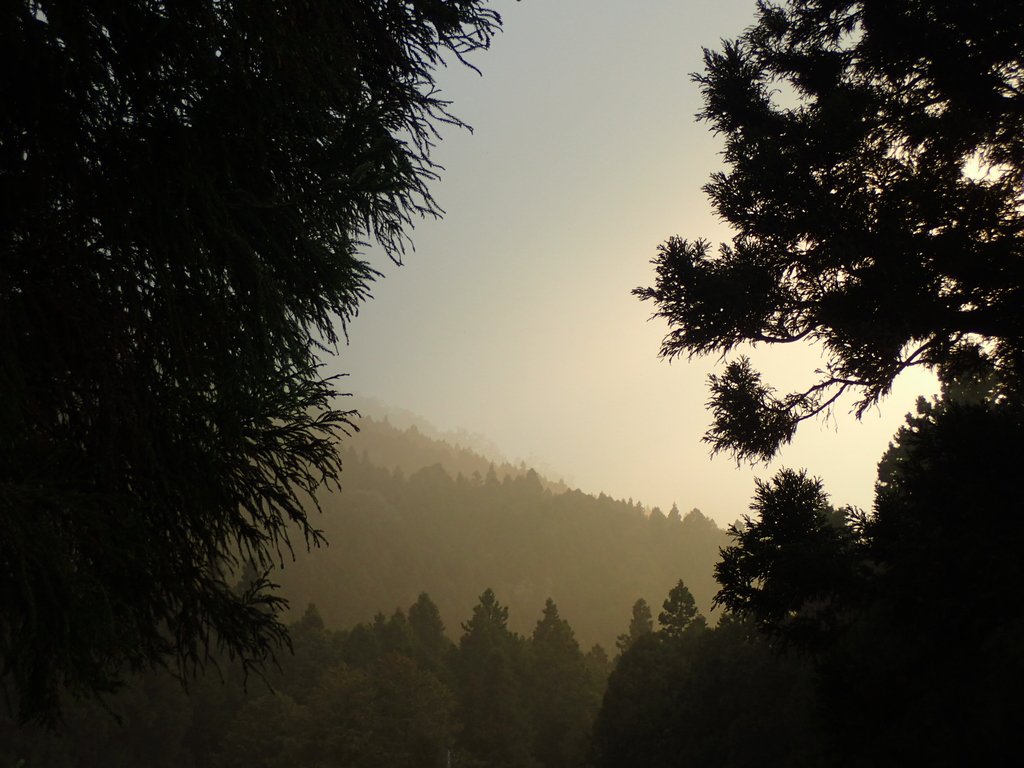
[
  {"x1": 2, "y1": 581, "x2": 815, "y2": 768},
  {"x1": 274, "y1": 415, "x2": 726, "y2": 650},
  {"x1": 0, "y1": 419, "x2": 737, "y2": 766}
]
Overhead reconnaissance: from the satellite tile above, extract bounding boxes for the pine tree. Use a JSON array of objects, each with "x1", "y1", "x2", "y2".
[
  {"x1": 658, "y1": 580, "x2": 706, "y2": 638},
  {"x1": 615, "y1": 598, "x2": 654, "y2": 655},
  {"x1": 456, "y1": 590, "x2": 535, "y2": 768}
]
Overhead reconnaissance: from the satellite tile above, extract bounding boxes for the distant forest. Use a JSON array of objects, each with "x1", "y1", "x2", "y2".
[
  {"x1": 2, "y1": 416, "x2": 746, "y2": 767},
  {"x1": 275, "y1": 413, "x2": 727, "y2": 652},
  {"x1": 3, "y1": 584, "x2": 813, "y2": 768}
]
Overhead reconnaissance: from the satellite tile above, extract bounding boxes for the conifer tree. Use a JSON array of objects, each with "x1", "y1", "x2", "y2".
[
  {"x1": 658, "y1": 580, "x2": 706, "y2": 638},
  {"x1": 636, "y1": 0, "x2": 1024, "y2": 461},
  {"x1": 457, "y1": 590, "x2": 535, "y2": 768},
  {"x1": 615, "y1": 598, "x2": 654, "y2": 655},
  {"x1": 527, "y1": 599, "x2": 592, "y2": 768}
]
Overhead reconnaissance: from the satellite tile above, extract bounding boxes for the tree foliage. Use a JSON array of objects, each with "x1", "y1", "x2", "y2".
[
  {"x1": 526, "y1": 599, "x2": 593, "y2": 768},
  {"x1": 0, "y1": 0, "x2": 502, "y2": 722},
  {"x1": 658, "y1": 579, "x2": 705, "y2": 638},
  {"x1": 594, "y1": 597, "x2": 820, "y2": 768},
  {"x1": 635, "y1": 0, "x2": 1024, "y2": 461},
  {"x1": 457, "y1": 590, "x2": 536, "y2": 768},
  {"x1": 709, "y1": 391, "x2": 1024, "y2": 763},
  {"x1": 615, "y1": 599, "x2": 654, "y2": 656},
  {"x1": 714, "y1": 469, "x2": 864, "y2": 648}
]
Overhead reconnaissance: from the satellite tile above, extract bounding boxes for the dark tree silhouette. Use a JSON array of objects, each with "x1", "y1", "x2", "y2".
[
  {"x1": 657, "y1": 579, "x2": 705, "y2": 638},
  {"x1": 615, "y1": 598, "x2": 654, "y2": 655},
  {"x1": 713, "y1": 469, "x2": 863, "y2": 649},
  {"x1": 635, "y1": 0, "x2": 1024, "y2": 461},
  {"x1": 706, "y1": 391, "x2": 1024, "y2": 764},
  {"x1": 0, "y1": 0, "x2": 501, "y2": 722},
  {"x1": 526, "y1": 599, "x2": 592, "y2": 768},
  {"x1": 456, "y1": 589, "x2": 535, "y2": 768}
]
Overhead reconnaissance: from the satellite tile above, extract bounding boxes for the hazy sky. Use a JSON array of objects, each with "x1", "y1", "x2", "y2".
[{"x1": 327, "y1": 0, "x2": 938, "y2": 527}]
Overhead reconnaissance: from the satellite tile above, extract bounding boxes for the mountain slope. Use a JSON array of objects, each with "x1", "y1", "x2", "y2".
[{"x1": 274, "y1": 417, "x2": 728, "y2": 650}]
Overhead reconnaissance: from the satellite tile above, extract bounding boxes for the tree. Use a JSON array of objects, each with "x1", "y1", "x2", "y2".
[
  {"x1": 526, "y1": 599, "x2": 591, "y2": 768},
  {"x1": 704, "y1": 392, "x2": 1024, "y2": 764},
  {"x1": 615, "y1": 598, "x2": 653, "y2": 655},
  {"x1": 0, "y1": 0, "x2": 502, "y2": 722},
  {"x1": 456, "y1": 590, "x2": 535, "y2": 768},
  {"x1": 635, "y1": 0, "x2": 1024, "y2": 461},
  {"x1": 838, "y1": 394, "x2": 1024, "y2": 766},
  {"x1": 408, "y1": 592, "x2": 454, "y2": 674},
  {"x1": 658, "y1": 580, "x2": 705, "y2": 638},
  {"x1": 592, "y1": 614, "x2": 821, "y2": 768},
  {"x1": 713, "y1": 469, "x2": 863, "y2": 649}
]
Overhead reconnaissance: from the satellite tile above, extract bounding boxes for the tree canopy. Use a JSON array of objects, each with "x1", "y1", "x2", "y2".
[
  {"x1": 635, "y1": 0, "x2": 1024, "y2": 461},
  {"x1": 0, "y1": 0, "x2": 501, "y2": 722},
  {"x1": 709, "y1": 391, "x2": 1024, "y2": 764}
]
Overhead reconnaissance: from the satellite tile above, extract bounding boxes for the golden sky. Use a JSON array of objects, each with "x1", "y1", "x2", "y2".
[{"x1": 328, "y1": 0, "x2": 939, "y2": 527}]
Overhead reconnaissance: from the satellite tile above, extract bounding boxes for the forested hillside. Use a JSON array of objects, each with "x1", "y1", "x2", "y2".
[
  {"x1": 1, "y1": 591, "x2": 615, "y2": 768},
  {"x1": 2, "y1": 414, "x2": 733, "y2": 766},
  {"x1": 342, "y1": 408, "x2": 572, "y2": 494},
  {"x1": 274, "y1": 416, "x2": 727, "y2": 651}
]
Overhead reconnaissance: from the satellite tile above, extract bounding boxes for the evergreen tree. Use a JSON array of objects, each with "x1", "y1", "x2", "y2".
[
  {"x1": 615, "y1": 599, "x2": 654, "y2": 655},
  {"x1": 593, "y1": 613, "x2": 820, "y2": 768},
  {"x1": 714, "y1": 469, "x2": 864, "y2": 650},
  {"x1": 658, "y1": 580, "x2": 706, "y2": 638},
  {"x1": 408, "y1": 592, "x2": 454, "y2": 674},
  {"x1": 457, "y1": 590, "x2": 535, "y2": 768},
  {"x1": 0, "y1": 0, "x2": 503, "y2": 722},
  {"x1": 635, "y1": 0, "x2": 1024, "y2": 461},
  {"x1": 583, "y1": 644, "x2": 613, "y2": 703},
  {"x1": 377, "y1": 609, "x2": 414, "y2": 659},
  {"x1": 526, "y1": 599, "x2": 592, "y2": 768},
  {"x1": 667, "y1": 503, "x2": 682, "y2": 524}
]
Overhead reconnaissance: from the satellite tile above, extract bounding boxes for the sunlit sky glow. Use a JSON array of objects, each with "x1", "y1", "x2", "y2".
[{"x1": 326, "y1": 0, "x2": 939, "y2": 527}]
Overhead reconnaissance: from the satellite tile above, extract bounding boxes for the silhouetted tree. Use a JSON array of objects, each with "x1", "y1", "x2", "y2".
[
  {"x1": 593, "y1": 612, "x2": 820, "y2": 768},
  {"x1": 667, "y1": 503, "x2": 682, "y2": 524},
  {"x1": 408, "y1": 592, "x2": 454, "y2": 674},
  {"x1": 582, "y1": 643, "x2": 612, "y2": 703},
  {"x1": 714, "y1": 469, "x2": 864, "y2": 650},
  {"x1": 706, "y1": 391, "x2": 1024, "y2": 765},
  {"x1": 615, "y1": 598, "x2": 653, "y2": 655},
  {"x1": 658, "y1": 580, "x2": 705, "y2": 638},
  {"x1": 526, "y1": 599, "x2": 591, "y2": 768},
  {"x1": 456, "y1": 590, "x2": 535, "y2": 768},
  {"x1": 0, "y1": 0, "x2": 502, "y2": 722},
  {"x1": 820, "y1": 394, "x2": 1024, "y2": 767},
  {"x1": 635, "y1": 0, "x2": 1024, "y2": 461}
]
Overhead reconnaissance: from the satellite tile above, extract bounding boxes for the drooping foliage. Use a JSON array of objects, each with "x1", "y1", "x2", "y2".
[
  {"x1": 0, "y1": 0, "x2": 502, "y2": 722},
  {"x1": 635, "y1": 0, "x2": 1024, "y2": 461}
]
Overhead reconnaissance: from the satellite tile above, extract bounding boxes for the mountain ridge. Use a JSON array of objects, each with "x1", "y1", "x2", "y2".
[{"x1": 275, "y1": 412, "x2": 728, "y2": 651}]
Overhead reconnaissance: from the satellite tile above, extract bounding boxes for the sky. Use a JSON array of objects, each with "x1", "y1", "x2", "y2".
[{"x1": 326, "y1": 0, "x2": 939, "y2": 528}]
